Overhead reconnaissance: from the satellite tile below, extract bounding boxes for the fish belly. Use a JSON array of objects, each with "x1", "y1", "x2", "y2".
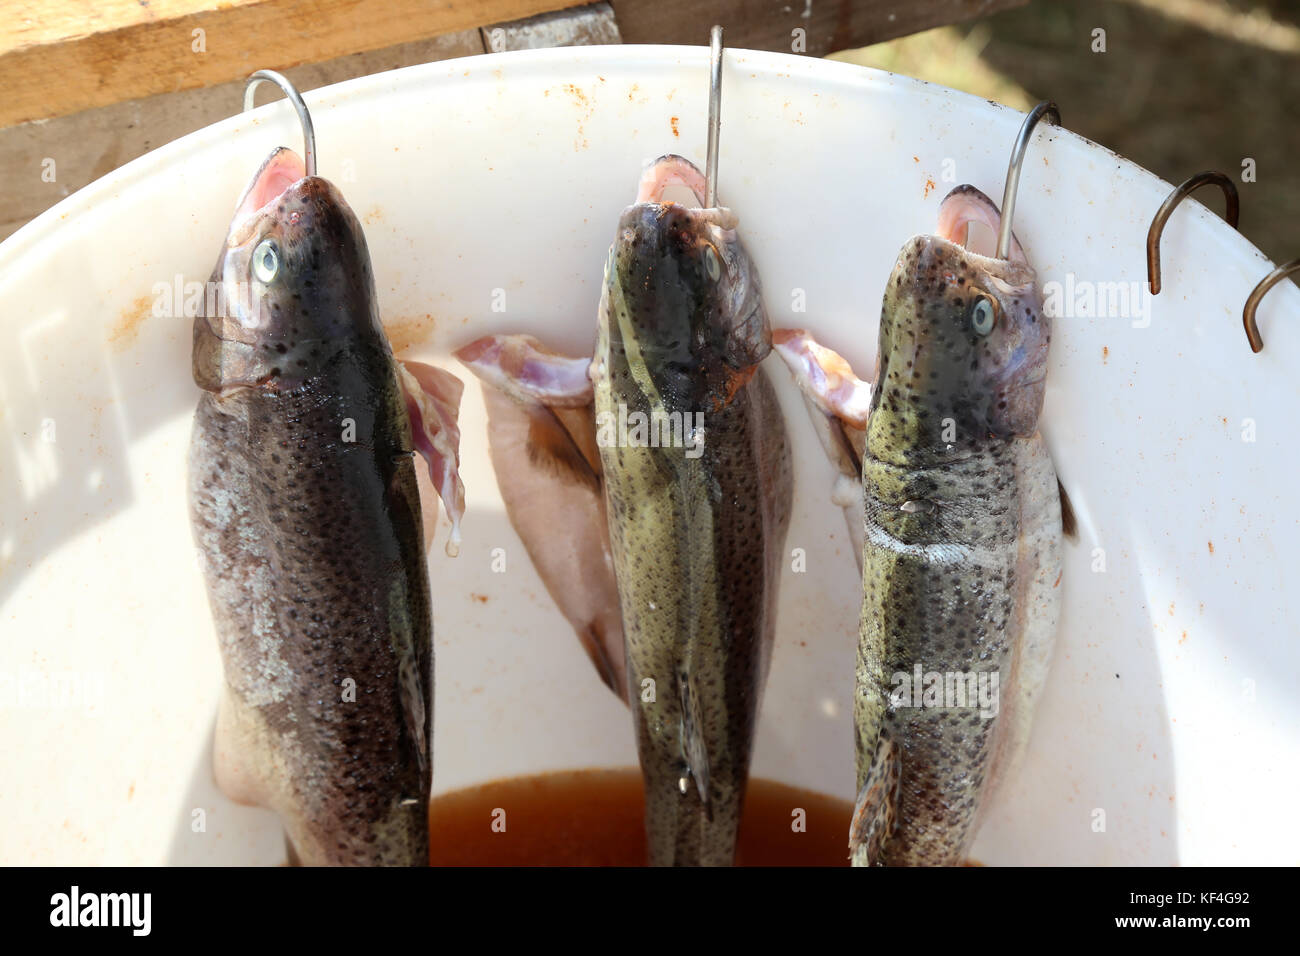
[
  {"x1": 855, "y1": 440, "x2": 1058, "y2": 866},
  {"x1": 597, "y1": 370, "x2": 791, "y2": 866},
  {"x1": 188, "y1": 392, "x2": 431, "y2": 866}
]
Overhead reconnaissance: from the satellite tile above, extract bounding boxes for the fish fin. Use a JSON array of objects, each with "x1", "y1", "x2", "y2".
[
  {"x1": 283, "y1": 832, "x2": 302, "y2": 867},
  {"x1": 396, "y1": 624, "x2": 429, "y2": 777},
  {"x1": 771, "y1": 328, "x2": 873, "y2": 429},
  {"x1": 679, "y1": 673, "x2": 712, "y2": 819},
  {"x1": 580, "y1": 618, "x2": 624, "y2": 700},
  {"x1": 772, "y1": 329, "x2": 870, "y2": 569},
  {"x1": 849, "y1": 733, "x2": 900, "y2": 866},
  {"x1": 213, "y1": 682, "x2": 278, "y2": 810},
  {"x1": 454, "y1": 333, "x2": 594, "y2": 407},
  {"x1": 456, "y1": 335, "x2": 627, "y2": 702},
  {"x1": 398, "y1": 360, "x2": 466, "y2": 557},
  {"x1": 1057, "y1": 478, "x2": 1078, "y2": 539},
  {"x1": 523, "y1": 403, "x2": 601, "y2": 493}
]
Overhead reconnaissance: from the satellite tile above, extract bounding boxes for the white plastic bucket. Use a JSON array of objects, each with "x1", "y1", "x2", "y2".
[{"x1": 1, "y1": 46, "x2": 1296, "y2": 865}]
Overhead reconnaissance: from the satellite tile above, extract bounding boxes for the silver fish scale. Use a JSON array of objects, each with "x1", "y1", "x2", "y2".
[{"x1": 857, "y1": 444, "x2": 1022, "y2": 866}]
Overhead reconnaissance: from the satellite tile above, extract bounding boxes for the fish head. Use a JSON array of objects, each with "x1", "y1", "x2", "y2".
[
  {"x1": 601, "y1": 155, "x2": 767, "y2": 402},
  {"x1": 877, "y1": 184, "x2": 1049, "y2": 447},
  {"x1": 193, "y1": 147, "x2": 380, "y2": 394}
]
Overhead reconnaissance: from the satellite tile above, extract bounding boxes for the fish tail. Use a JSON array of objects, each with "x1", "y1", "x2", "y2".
[
  {"x1": 678, "y1": 673, "x2": 712, "y2": 818},
  {"x1": 646, "y1": 790, "x2": 739, "y2": 867},
  {"x1": 849, "y1": 732, "x2": 901, "y2": 866}
]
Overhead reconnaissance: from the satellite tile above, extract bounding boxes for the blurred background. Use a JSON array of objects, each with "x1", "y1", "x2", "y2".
[
  {"x1": 834, "y1": 0, "x2": 1300, "y2": 263},
  {"x1": 1, "y1": 0, "x2": 1296, "y2": 260}
]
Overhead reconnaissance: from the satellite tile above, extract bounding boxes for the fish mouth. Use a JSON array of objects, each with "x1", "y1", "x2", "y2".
[
  {"x1": 614, "y1": 156, "x2": 738, "y2": 286},
  {"x1": 611, "y1": 157, "x2": 766, "y2": 376},
  {"x1": 632, "y1": 155, "x2": 739, "y2": 232},
  {"x1": 228, "y1": 147, "x2": 307, "y2": 245},
  {"x1": 637, "y1": 154, "x2": 708, "y2": 205},
  {"x1": 933, "y1": 184, "x2": 1028, "y2": 267}
]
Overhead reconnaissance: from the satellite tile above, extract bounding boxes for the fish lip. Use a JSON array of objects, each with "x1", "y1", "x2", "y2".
[
  {"x1": 227, "y1": 147, "x2": 308, "y2": 245},
  {"x1": 909, "y1": 233, "x2": 1037, "y2": 296},
  {"x1": 629, "y1": 155, "x2": 739, "y2": 236},
  {"x1": 924, "y1": 233, "x2": 1032, "y2": 274},
  {"x1": 619, "y1": 199, "x2": 739, "y2": 239},
  {"x1": 934, "y1": 184, "x2": 1030, "y2": 268},
  {"x1": 636, "y1": 154, "x2": 708, "y2": 205}
]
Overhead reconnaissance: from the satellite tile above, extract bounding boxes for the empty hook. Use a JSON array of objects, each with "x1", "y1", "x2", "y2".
[
  {"x1": 1146, "y1": 172, "x2": 1239, "y2": 295},
  {"x1": 1242, "y1": 258, "x2": 1299, "y2": 353}
]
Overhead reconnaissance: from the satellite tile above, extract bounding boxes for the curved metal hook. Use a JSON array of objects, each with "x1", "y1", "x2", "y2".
[
  {"x1": 1242, "y1": 258, "x2": 1299, "y2": 353},
  {"x1": 705, "y1": 25, "x2": 723, "y2": 208},
  {"x1": 996, "y1": 101, "x2": 1060, "y2": 261},
  {"x1": 243, "y1": 70, "x2": 316, "y2": 178},
  {"x1": 1146, "y1": 172, "x2": 1239, "y2": 295}
]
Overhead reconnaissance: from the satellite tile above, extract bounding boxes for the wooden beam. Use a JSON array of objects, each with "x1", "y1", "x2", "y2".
[
  {"x1": 0, "y1": 31, "x2": 485, "y2": 241},
  {"x1": 0, "y1": 0, "x2": 587, "y2": 127},
  {"x1": 0, "y1": 0, "x2": 1027, "y2": 127},
  {"x1": 483, "y1": 2, "x2": 621, "y2": 52},
  {"x1": 611, "y1": 0, "x2": 1028, "y2": 55}
]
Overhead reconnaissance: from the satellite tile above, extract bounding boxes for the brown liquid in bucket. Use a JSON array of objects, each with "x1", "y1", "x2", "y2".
[{"x1": 428, "y1": 768, "x2": 854, "y2": 866}]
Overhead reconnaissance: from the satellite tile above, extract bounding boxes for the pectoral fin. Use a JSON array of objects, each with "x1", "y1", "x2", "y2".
[
  {"x1": 772, "y1": 329, "x2": 873, "y2": 569},
  {"x1": 679, "y1": 671, "x2": 712, "y2": 819},
  {"x1": 398, "y1": 360, "x2": 466, "y2": 557},
  {"x1": 849, "y1": 732, "x2": 900, "y2": 866},
  {"x1": 1058, "y1": 479, "x2": 1078, "y2": 539},
  {"x1": 455, "y1": 335, "x2": 627, "y2": 701}
]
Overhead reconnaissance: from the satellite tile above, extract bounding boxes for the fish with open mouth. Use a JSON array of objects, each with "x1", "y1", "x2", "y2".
[
  {"x1": 775, "y1": 185, "x2": 1068, "y2": 865},
  {"x1": 188, "y1": 147, "x2": 465, "y2": 865},
  {"x1": 457, "y1": 155, "x2": 792, "y2": 865}
]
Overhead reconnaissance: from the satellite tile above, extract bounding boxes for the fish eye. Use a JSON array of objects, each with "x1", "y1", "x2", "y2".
[
  {"x1": 703, "y1": 245, "x2": 721, "y2": 281},
  {"x1": 968, "y1": 294, "x2": 998, "y2": 336},
  {"x1": 252, "y1": 239, "x2": 279, "y2": 283}
]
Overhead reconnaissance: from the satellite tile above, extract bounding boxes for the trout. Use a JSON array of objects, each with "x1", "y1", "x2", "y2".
[
  {"x1": 457, "y1": 155, "x2": 792, "y2": 865},
  {"x1": 775, "y1": 185, "x2": 1065, "y2": 865},
  {"x1": 188, "y1": 147, "x2": 464, "y2": 865},
  {"x1": 853, "y1": 184, "x2": 1062, "y2": 865}
]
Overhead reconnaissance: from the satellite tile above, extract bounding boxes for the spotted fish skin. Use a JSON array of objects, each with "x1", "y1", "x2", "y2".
[
  {"x1": 852, "y1": 185, "x2": 1063, "y2": 866},
  {"x1": 189, "y1": 149, "x2": 448, "y2": 866},
  {"x1": 592, "y1": 156, "x2": 792, "y2": 866}
]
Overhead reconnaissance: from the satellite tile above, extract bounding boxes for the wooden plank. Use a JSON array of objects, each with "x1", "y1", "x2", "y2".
[
  {"x1": 0, "y1": 0, "x2": 584, "y2": 127},
  {"x1": 0, "y1": 0, "x2": 1029, "y2": 235},
  {"x1": 0, "y1": 30, "x2": 485, "y2": 241},
  {"x1": 483, "y1": 2, "x2": 621, "y2": 52},
  {"x1": 611, "y1": 0, "x2": 1028, "y2": 55}
]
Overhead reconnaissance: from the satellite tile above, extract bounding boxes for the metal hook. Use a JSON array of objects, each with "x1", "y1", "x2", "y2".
[
  {"x1": 705, "y1": 25, "x2": 723, "y2": 209},
  {"x1": 1242, "y1": 258, "x2": 1299, "y2": 353},
  {"x1": 243, "y1": 69, "x2": 316, "y2": 178},
  {"x1": 996, "y1": 101, "x2": 1060, "y2": 261},
  {"x1": 1145, "y1": 172, "x2": 1239, "y2": 295}
]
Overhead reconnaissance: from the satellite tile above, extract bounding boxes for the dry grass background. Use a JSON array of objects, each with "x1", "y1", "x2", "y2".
[{"x1": 833, "y1": 0, "x2": 1300, "y2": 264}]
